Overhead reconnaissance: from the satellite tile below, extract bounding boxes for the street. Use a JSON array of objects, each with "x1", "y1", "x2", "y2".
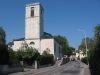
[{"x1": 9, "y1": 61, "x2": 90, "y2": 75}]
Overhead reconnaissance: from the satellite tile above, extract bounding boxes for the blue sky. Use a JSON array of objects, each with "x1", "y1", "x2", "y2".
[{"x1": 0, "y1": 0, "x2": 100, "y2": 48}]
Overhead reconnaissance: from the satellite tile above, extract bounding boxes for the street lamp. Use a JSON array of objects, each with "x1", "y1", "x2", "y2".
[{"x1": 78, "y1": 29, "x2": 88, "y2": 65}]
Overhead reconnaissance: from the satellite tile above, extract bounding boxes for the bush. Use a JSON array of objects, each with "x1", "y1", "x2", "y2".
[
  {"x1": 89, "y1": 47, "x2": 100, "y2": 75},
  {"x1": 8, "y1": 49, "x2": 19, "y2": 65},
  {"x1": 17, "y1": 47, "x2": 40, "y2": 66},
  {"x1": 0, "y1": 45, "x2": 9, "y2": 65},
  {"x1": 39, "y1": 54, "x2": 54, "y2": 65},
  {"x1": 81, "y1": 57, "x2": 88, "y2": 64}
]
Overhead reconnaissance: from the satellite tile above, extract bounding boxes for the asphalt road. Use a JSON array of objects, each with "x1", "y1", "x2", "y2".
[
  {"x1": 9, "y1": 61, "x2": 88, "y2": 75},
  {"x1": 35, "y1": 61, "x2": 83, "y2": 75}
]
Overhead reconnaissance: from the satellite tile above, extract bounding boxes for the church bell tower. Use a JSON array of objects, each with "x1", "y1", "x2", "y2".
[{"x1": 25, "y1": 3, "x2": 44, "y2": 39}]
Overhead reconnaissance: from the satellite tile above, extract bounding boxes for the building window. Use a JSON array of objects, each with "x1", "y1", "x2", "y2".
[
  {"x1": 31, "y1": 7, "x2": 34, "y2": 17},
  {"x1": 59, "y1": 47, "x2": 61, "y2": 53},
  {"x1": 41, "y1": 9, "x2": 43, "y2": 15},
  {"x1": 30, "y1": 41, "x2": 35, "y2": 45},
  {"x1": 54, "y1": 43, "x2": 56, "y2": 53}
]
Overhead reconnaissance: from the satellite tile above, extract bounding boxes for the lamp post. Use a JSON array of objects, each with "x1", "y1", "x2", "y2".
[{"x1": 78, "y1": 29, "x2": 88, "y2": 65}]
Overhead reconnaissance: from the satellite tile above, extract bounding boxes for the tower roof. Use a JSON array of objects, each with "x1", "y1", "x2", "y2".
[{"x1": 26, "y1": 2, "x2": 41, "y2": 7}]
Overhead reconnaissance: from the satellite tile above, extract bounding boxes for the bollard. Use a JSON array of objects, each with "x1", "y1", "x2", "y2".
[{"x1": 35, "y1": 60, "x2": 38, "y2": 69}]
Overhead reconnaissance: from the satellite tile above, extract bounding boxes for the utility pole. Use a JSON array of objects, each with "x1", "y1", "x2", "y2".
[{"x1": 78, "y1": 29, "x2": 89, "y2": 65}]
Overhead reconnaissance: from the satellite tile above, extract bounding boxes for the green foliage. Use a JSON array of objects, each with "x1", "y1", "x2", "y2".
[
  {"x1": 89, "y1": 39, "x2": 100, "y2": 75},
  {"x1": 81, "y1": 57, "x2": 88, "y2": 64},
  {"x1": 17, "y1": 49, "x2": 24, "y2": 61},
  {"x1": 0, "y1": 27, "x2": 9, "y2": 65},
  {"x1": 42, "y1": 48, "x2": 50, "y2": 55},
  {"x1": 8, "y1": 47, "x2": 40, "y2": 66},
  {"x1": 0, "y1": 27, "x2": 6, "y2": 45},
  {"x1": 39, "y1": 54, "x2": 54, "y2": 65},
  {"x1": 54, "y1": 35, "x2": 75, "y2": 56},
  {"x1": 79, "y1": 37, "x2": 95, "y2": 50},
  {"x1": 66, "y1": 47, "x2": 75, "y2": 57},
  {"x1": 0, "y1": 44, "x2": 9, "y2": 65},
  {"x1": 17, "y1": 47, "x2": 40, "y2": 65},
  {"x1": 39, "y1": 50, "x2": 54, "y2": 65},
  {"x1": 89, "y1": 25, "x2": 100, "y2": 75},
  {"x1": 8, "y1": 48, "x2": 19, "y2": 65},
  {"x1": 54, "y1": 35, "x2": 70, "y2": 55},
  {"x1": 24, "y1": 47, "x2": 39, "y2": 59},
  {"x1": 54, "y1": 35, "x2": 69, "y2": 47},
  {"x1": 78, "y1": 37, "x2": 95, "y2": 55},
  {"x1": 78, "y1": 25, "x2": 100, "y2": 75},
  {"x1": 94, "y1": 24, "x2": 100, "y2": 40}
]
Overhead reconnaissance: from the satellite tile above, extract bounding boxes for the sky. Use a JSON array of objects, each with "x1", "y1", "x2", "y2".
[{"x1": 0, "y1": 0, "x2": 100, "y2": 48}]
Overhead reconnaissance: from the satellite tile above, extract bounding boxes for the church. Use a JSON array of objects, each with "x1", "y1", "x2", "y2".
[{"x1": 8, "y1": 3, "x2": 62, "y2": 60}]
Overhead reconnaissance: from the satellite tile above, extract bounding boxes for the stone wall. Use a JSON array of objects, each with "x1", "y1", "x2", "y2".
[{"x1": 0, "y1": 65, "x2": 23, "y2": 74}]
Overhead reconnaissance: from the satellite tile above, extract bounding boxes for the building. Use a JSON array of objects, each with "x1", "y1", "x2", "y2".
[
  {"x1": 8, "y1": 3, "x2": 62, "y2": 60},
  {"x1": 75, "y1": 50, "x2": 86, "y2": 60}
]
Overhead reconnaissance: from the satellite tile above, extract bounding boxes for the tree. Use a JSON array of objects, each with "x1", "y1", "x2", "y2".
[
  {"x1": 8, "y1": 48, "x2": 19, "y2": 65},
  {"x1": 54, "y1": 35, "x2": 70, "y2": 55},
  {"x1": 78, "y1": 37, "x2": 95, "y2": 55},
  {"x1": 40, "y1": 49, "x2": 54, "y2": 65},
  {"x1": 0, "y1": 27, "x2": 6, "y2": 44},
  {"x1": 23, "y1": 47, "x2": 40, "y2": 61},
  {"x1": 67, "y1": 47, "x2": 75, "y2": 56},
  {"x1": 17, "y1": 47, "x2": 40, "y2": 65},
  {"x1": 89, "y1": 25, "x2": 100, "y2": 75},
  {"x1": 42, "y1": 48, "x2": 50, "y2": 55},
  {"x1": 0, "y1": 27, "x2": 9, "y2": 65}
]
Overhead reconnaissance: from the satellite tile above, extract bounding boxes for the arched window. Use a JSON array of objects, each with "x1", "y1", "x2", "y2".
[
  {"x1": 30, "y1": 41, "x2": 35, "y2": 45},
  {"x1": 31, "y1": 7, "x2": 34, "y2": 17}
]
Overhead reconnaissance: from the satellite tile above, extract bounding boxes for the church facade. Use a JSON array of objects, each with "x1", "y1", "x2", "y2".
[{"x1": 8, "y1": 3, "x2": 62, "y2": 60}]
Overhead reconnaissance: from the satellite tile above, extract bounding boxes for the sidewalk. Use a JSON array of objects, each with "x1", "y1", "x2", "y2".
[
  {"x1": 83, "y1": 65, "x2": 91, "y2": 75},
  {"x1": 80, "y1": 62, "x2": 91, "y2": 75},
  {"x1": 9, "y1": 64, "x2": 58, "y2": 75}
]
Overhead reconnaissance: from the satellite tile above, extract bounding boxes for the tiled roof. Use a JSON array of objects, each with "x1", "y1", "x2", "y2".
[{"x1": 13, "y1": 38, "x2": 25, "y2": 41}]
